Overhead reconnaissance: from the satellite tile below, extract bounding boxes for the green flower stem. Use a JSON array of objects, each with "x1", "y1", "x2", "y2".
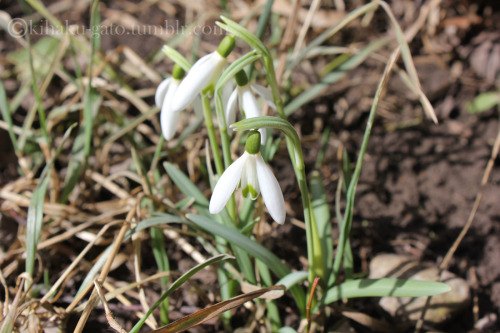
[
  {"x1": 263, "y1": 53, "x2": 324, "y2": 285},
  {"x1": 201, "y1": 95, "x2": 224, "y2": 176},
  {"x1": 213, "y1": 88, "x2": 237, "y2": 222},
  {"x1": 219, "y1": 17, "x2": 325, "y2": 284}
]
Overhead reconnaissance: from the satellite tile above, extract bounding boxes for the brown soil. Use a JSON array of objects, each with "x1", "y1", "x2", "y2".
[{"x1": 1, "y1": 0, "x2": 500, "y2": 332}]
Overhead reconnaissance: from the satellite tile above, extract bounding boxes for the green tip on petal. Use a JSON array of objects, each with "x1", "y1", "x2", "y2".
[
  {"x1": 172, "y1": 64, "x2": 186, "y2": 80},
  {"x1": 234, "y1": 69, "x2": 248, "y2": 87},
  {"x1": 245, "y1": 130, "x2": 261, "y2": 154},
  {"x1": 217, "y1": 35, "x2": 236, "y2": 58},
  {"x1": 242, "y1": 184, "x2": 258, "y2": 199}
]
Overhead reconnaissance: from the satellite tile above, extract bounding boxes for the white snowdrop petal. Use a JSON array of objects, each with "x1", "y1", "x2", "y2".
[
  {"x1": 159, "y1": 80, "x2": 180, "y2": 140},
  {"x1": 251, "y1": 84, "x2": 276, "y2": 110},
  {"x1": 255, "y1": 155, "x2": 286, "y2": 224},
  {"x1": 240, "y1": 87, "x2": 267, "y2": 144},
  {"x1": 161, "y1": 110, "x2": 180, "y2": 141},
  {"x1": 240, "y1": 87, "x2": 262, "y2": 119},
  {"x1": 225, "y1": 89, "x2": 238, "y2": 133},
  {"x1": 155, "y1": 78, "x2": 170, "y2": 108},
  {"x1": 241, "y1": 154, "x2": 259, "y2": 200},
  {"x1": 209, "y1": 153, "x2": 247, "y2": 214},
  {"x1": 172, "y1": 52, "x2": 225, "y2": 112},
  {"x1": 222, "y1": 79, "x2": 235, "y2": 107}
]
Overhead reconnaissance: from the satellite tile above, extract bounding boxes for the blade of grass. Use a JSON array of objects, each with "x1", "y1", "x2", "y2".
[
  {"x1": 286, "y1": 1, "x2": 380, "y2": 72},
  {"x1": 187, "y1": 213, "x2": 306, "y2": 316},
  {"x1": 150, "y1": 285, "x2": 285, "y2": 333},
  {"x1": 25, "y1": 124, "x2": 76, "y2": 290},
  {"x1": 60, "y1": 90, "x2": 101, "y2": 203},
  {"x1": 129, "y1": 254, "x2": 235, "y2": 333},
  {"x1": 0, "y1": 81, "x2": 19, "y2": 153},
  {"x1": 330, "y1": 46, "x2": 402, "y2": 287},
  {"x1": 284, "y1": 38, "x2": 389, "y2": 116}
]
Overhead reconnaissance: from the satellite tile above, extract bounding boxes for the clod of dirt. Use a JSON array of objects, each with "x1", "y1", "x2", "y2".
[{"x1": 369, "y1": 253, "x2": 470, "y2": 325}]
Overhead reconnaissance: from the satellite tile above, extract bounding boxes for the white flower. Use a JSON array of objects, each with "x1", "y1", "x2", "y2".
[
  {"x1": 155, "y1": 77, "x2": 182, "y2": 140},
  {"x1": 171, "y1": 52, "x2": 227, "y2": 112},
  {"x1": 209, "y1": 132, "x2": 285, "y2": 224},
  {"x1": 171, "y1": 35, "x2": 235, "y2": 112},
  {"x1": 226, "y1": 83, "x2": 276, "y2": 126},
  {"x1": 225, "y1": 70, "x2": 276, "y2": 144}
]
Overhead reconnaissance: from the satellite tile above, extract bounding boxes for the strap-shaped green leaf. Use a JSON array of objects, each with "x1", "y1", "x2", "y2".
[{"x1": 318, "y1": 278, "x2": 451, "y2": 312}]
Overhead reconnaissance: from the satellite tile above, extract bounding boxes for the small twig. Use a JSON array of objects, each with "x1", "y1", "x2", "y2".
[
  {"x1": 94, "y1": 280, "x2": 127, "y2": 333},
  {"x1": 306, "y1": 277, "x2": 321, "y2": 333},
  {"x1": 73, "y1": 210, "x2": 132, "y2": 332}
]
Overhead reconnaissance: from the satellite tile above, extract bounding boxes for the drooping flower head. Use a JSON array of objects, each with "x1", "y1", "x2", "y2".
[
  {"x1": 209, "y1": 130, "x2": 286, "y2": 224},
  {"x1": 155, "y1": 64, "x2": 186, "y2": 140},
  {"x1": 171, "y1": 35, "x2": 236, "y2": 112},
  {"x1": 225, "y1": 70, "x2": 276, "y2": 143}
]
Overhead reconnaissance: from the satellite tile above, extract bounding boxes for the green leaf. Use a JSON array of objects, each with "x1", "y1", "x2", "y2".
[
  {"x1": 25, "y1": 124, "x2": 76, "y2": 289},
  {"x1": 164, "y1": 162, "x2": 209, "y2": 206},
  {"x1": 218, "y1": 17, "x2": 270, "y2": 57},
  {"x1": 187, "y1": 213, "x2": 306, "y2": 316},
  {"x1": 275, "y1": 271, "x2": 308, "y2": 290},
  {"x1": 285, "y1": 38, "x2": 388, "y2": 116},
  {"x1": 467, "y1": 92, "x2": 500, "y2": 114},
  {"x1": 310, "y1": 171, "x2": 333, "y2": 280},
  {"x1": 215, "y1": 51, "x2": 259, "y2": 93},
  {"x1": 319, "y1": 278, "x2": 451, "y2": 311},
  {"x1": 161, "y1": 45, "x2": 192, "y2": 72},
  {"x1": 0, "y1": 80, "x2": 18, "y2": 153}
]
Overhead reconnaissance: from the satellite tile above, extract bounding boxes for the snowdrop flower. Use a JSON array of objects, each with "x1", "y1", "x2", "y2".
[
  {"x1": 209, "y1": 130, "x2": 286, "y2": 224},
  {"x1": 225, "y1": 70, "x2": 276, "y2": 143},
  {"x1": 171, "y1": 35, "x2": 236, "y2": 112},
  {"x1": 155, "y1": 64, "x2": 187, "y2": 140}
]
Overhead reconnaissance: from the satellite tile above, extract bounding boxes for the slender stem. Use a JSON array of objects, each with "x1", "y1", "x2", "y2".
[
  {"x1": 201, "y1": 95, "x2": 224, "y2": 176},
  {"x1": 214, "y1": 90, "x2": 237, "y2": 221},
  {"x1": 263, "y1": 50, "x2": 324, "y2": 283}
]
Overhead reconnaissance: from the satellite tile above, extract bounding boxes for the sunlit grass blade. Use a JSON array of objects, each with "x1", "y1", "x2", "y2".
[
  {"x1": 60, "y1": 91, "x2": 101, "y2": 203},
  {"x1": 151, "y1": 227, "x2": 170, "y2": 325},
  {"x1": 150, "y1": 285, "x2": 285, "y2": 333},
  {"x1": 319, "y1": 278, "x2": 451, "y2": 308},
  {"x1": 161, "y1": 45, "x2": 192, "y2": 72},
  {"x1": 187, "y1": 213, "x2": 306, "y2": 316},
  {"x1": 331, "y1": 46, "x2": 402, "y2": 287},
  {"x1": 218, "y1": 16, "x2": 269, "y2": 57},
  {"x1": 129, "y1": 254, "x2": 235, "y2": 333},
  {"x1": 25, "y1": 124, "x2": 76, "y2": 290},
  {"x1": 164, "y1": 162, "x2": 209, "y2": 207},
  {"x1": 379, "y1": 1, "x2": 437, "y2": 123},
  {"x1": 0, "y1": 80, "x2": 19, "y2": 153},
  {"x1": 284, "y1": 38, "x2": 389, "y2": 116},
  {"x1": 286, "y1": 1, "x2": 380, "y2": 71}
]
